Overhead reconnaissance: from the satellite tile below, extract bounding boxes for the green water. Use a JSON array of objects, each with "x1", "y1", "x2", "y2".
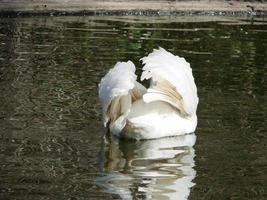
[{"x1": 0, "y1": 16, "x2": 266, "y2": 200}]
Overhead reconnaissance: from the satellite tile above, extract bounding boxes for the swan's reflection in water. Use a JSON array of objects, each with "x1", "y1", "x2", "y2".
[{"x1": 97, "y1": 134, "x2": 196, "y2": 200}]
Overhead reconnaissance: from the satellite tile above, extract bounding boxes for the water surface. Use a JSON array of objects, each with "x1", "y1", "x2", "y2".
[{"x1": 0, "y1": 15, "x2": 266, "y2": 200}]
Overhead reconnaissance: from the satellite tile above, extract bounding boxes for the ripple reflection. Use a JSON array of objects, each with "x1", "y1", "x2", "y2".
[{"x1": 97, "y1": 134, "x2": 196, "y2": 200}]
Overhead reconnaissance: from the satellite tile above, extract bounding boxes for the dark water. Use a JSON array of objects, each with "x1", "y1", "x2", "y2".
[{"x1": 0, "y1": 15, "x2": 266, "y2": 200}]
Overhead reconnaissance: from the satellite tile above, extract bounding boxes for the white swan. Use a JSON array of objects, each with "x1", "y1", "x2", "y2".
[{"x1": 99, "y1": 47, "x2": 198, "y2": 139}]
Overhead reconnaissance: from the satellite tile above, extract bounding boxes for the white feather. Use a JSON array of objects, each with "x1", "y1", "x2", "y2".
[
  {"x1": 98, "y1": 61, "x2": 137, "y2": 127},
  {"x1": 141, "y1": 47, "x2": 198, "y2": 115}
]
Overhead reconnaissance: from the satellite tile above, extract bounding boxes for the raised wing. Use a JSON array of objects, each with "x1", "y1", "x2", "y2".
[
  {"x1": 141, "y1": 47, "x2": 198, "y2": 116},
  {"x1": 99, "y1": 61, "x2": 146, "y2": 128}
]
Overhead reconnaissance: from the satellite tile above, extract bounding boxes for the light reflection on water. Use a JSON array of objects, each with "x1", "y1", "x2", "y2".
[{"x1": 97, "y1": 134, "x2": 196, "y2": 200}]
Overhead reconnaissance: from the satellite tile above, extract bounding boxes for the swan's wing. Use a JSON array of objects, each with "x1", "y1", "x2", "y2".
[
  {"x1": 141, "y1": 47, "x2": 198, "y2": 116},
  {"x1": 99, "y1": 61, "x2": 146, "y2": 128}
]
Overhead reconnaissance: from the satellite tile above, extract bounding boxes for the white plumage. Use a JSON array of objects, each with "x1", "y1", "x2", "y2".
[{"x1": 99, "y1": 47, "x2": 198, "y2": 139}]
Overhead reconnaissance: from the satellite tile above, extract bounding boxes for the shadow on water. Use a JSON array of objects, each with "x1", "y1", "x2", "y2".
[{"x1": 97, "y1": 134, "x2": 196, "y2": 200}]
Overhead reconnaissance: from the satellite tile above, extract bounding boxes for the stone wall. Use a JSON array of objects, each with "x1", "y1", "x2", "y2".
[{"x1": 0, "y1": 0, "x2": 266, "y2": 15}]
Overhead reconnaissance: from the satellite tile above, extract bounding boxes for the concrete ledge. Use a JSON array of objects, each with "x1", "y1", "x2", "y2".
[{"x1": 0, "y1": 0, "x2": 266, "y2": 16}]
